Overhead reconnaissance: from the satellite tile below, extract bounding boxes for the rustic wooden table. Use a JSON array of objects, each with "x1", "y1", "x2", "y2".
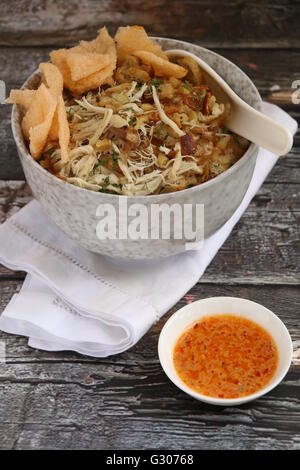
[{"x1": 0, "y1": 0, "x2": 299, "y2": 450}]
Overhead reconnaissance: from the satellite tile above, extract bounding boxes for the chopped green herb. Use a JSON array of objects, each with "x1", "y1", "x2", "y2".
[
  {"x1": 232, "y1": 134, "x2": 242, "y2": 147},
  {"x1": 46, "y1": 147, "x2": 55, "y2": 156},
  {"x1": 99, "y1": 176, "x2": 110, "y2": 193},
  {"x1": 98, "y1": 157, "x2": 108, "y2": 166},
  {"x1": 129, "y1": 116, "x2": 137, "y2": 126},
  {"x1": 181, "y1": 80, "x2": 193, "y2": 92},
  {"x1": 197, "y1": 89, "x2": 206, "y2": 100},
  {"x1": 157, "y1": 123, "x2": 165, "y2": 138},
  {"x1": 152, "y1": 78, "x2": 164, "y2": 88},
  {"x1": 112, "y1": 151, "x2": 119, "y2": 169},
  {"x1": 146, "y1": 78, "x2": 164, "y2": 94},
  {"x1": 135, "y1": 81, "x2": 143, "y2": 90},
  {"x1": 219, "y1": 126, "x2": 229, "y2": 135},
  {"x1": 164, "y1": 132, "x2": 169, "y2": 141},
  {"x1": 103, "y1": 182, "x2": 123, "y2": 195},
  {"x1": 67, "y1": 107, "x2": 75, "y2": 119},
  {"x1": 91, "y1": 155, "x2": 108, "y2": 175}
]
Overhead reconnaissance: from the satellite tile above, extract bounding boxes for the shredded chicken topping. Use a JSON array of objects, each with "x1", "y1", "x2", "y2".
[{"x1": 40, "y1": 55, "x2": 249, "y2": 195}]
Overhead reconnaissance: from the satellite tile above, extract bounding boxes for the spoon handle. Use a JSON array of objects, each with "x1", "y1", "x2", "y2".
[
  {"x1": 166, "y1": 49, "x2": 293, "y2": 156},
  {"x1": 228, "y1": 100, "x2": 293, "y2": 156}
]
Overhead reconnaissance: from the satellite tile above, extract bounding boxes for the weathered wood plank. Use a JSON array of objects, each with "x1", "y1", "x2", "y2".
[
  {"x1": 217, "y1": 49, "x2": 300, "y2": 98},
  {"x1": 0, "y1": 371, "x2": 299, "y2": 449},
  {"x1": 0, "y1": 180, "x2": 299, "y2": 284},
  {"x1": 0, "y1": 181, "x2": 32, "y2": 224},
  {"x1": 0, "y1": 108, "x2": 25, "y2": 181},
  {"x1": 0, "y1": 0, "x2": 300, "y2": 49},
  {"x1": 0, "y1": 1, "x2": 299, "y2": 453},
  {"x1": 203, "y1": 209, "x2": 300, "y2": 285},
  {"x1": 0, "y1": 281, "x2": 299, "y2": 450}
]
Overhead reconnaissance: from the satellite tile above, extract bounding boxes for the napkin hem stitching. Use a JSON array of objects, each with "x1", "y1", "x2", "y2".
[{"x1": 7, "y1": 219, "x2": 159, "y2": 320}]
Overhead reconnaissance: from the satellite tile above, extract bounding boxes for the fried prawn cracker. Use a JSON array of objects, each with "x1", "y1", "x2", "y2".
[
  {"x1": 50, "y1": 27, "x2": 116, "y2": 94},
  {"x1": 134, "y1": 50, "x2": 187, "y2": 78},
  {"x1": 7, "y1": 89, "x2": 36, "y2": 111},
  {"x1": 115, "y1": 25, "x2": 168, "y2": 64},
  {"x1": 22, "y1": 83, "x2": 57, "y2": 159}
]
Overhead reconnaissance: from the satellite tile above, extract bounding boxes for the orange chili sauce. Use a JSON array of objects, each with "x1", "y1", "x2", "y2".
[{"x1": 173, "y1": 315, "x2": 278, "y2": 399}]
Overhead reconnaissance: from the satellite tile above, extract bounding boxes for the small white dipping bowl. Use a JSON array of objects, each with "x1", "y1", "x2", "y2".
[{"x1": 158, "y1": 297, "x2": 293, "y2": 406}]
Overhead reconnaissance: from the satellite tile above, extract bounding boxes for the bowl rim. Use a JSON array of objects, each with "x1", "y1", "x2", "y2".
[
  {"x1": 11, "y1": 39, "x2": 261, "y2": 201},
  {"x1": 158, "y1": 296, "x2": 293, "y2": 406}
]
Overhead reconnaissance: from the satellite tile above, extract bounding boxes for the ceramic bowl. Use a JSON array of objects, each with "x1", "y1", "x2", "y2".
[
  {"x1": 11, "y1": 38, "x2": 261, "y2": 259},
  {"x1": 158, "y1": 297, "x2": 293, "y2": 406}
]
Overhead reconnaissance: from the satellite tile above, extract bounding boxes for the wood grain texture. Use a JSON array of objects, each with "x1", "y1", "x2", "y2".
[
  {"x1": 0, "y1": 0, "x2": 300, "y2": 48},
  {"x1": 0, "y1": 0, "x2": 300, "y2": 451},
  {"x1": 0, "y1": 281, "x2": 300, "y2": 450}
]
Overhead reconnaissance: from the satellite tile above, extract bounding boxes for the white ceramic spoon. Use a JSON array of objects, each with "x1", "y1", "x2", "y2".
[{"x1": 166, "y1": 49, "x2": 293, "y2": 156}]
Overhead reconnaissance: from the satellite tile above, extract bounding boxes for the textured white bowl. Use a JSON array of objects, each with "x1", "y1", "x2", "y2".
[
  {"x1": 11, "y1": 38, "x2": 261, "y2": 259},
  {"x1": 158, "y1": 297, "x2": 293, "y2": 406}
]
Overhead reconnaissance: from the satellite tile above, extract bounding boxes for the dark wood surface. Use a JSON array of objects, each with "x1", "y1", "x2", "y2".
[
  {"x1": 0, "y1": 0, "x2": 299, "y2": 450},
  {"x1": 1, "y1": 0, "x2": 300, "y2": 48}
]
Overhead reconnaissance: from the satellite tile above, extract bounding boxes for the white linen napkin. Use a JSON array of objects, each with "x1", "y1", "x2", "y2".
[{"x1": 0, "y1": 103, "x2": 297, "y2": 357}]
